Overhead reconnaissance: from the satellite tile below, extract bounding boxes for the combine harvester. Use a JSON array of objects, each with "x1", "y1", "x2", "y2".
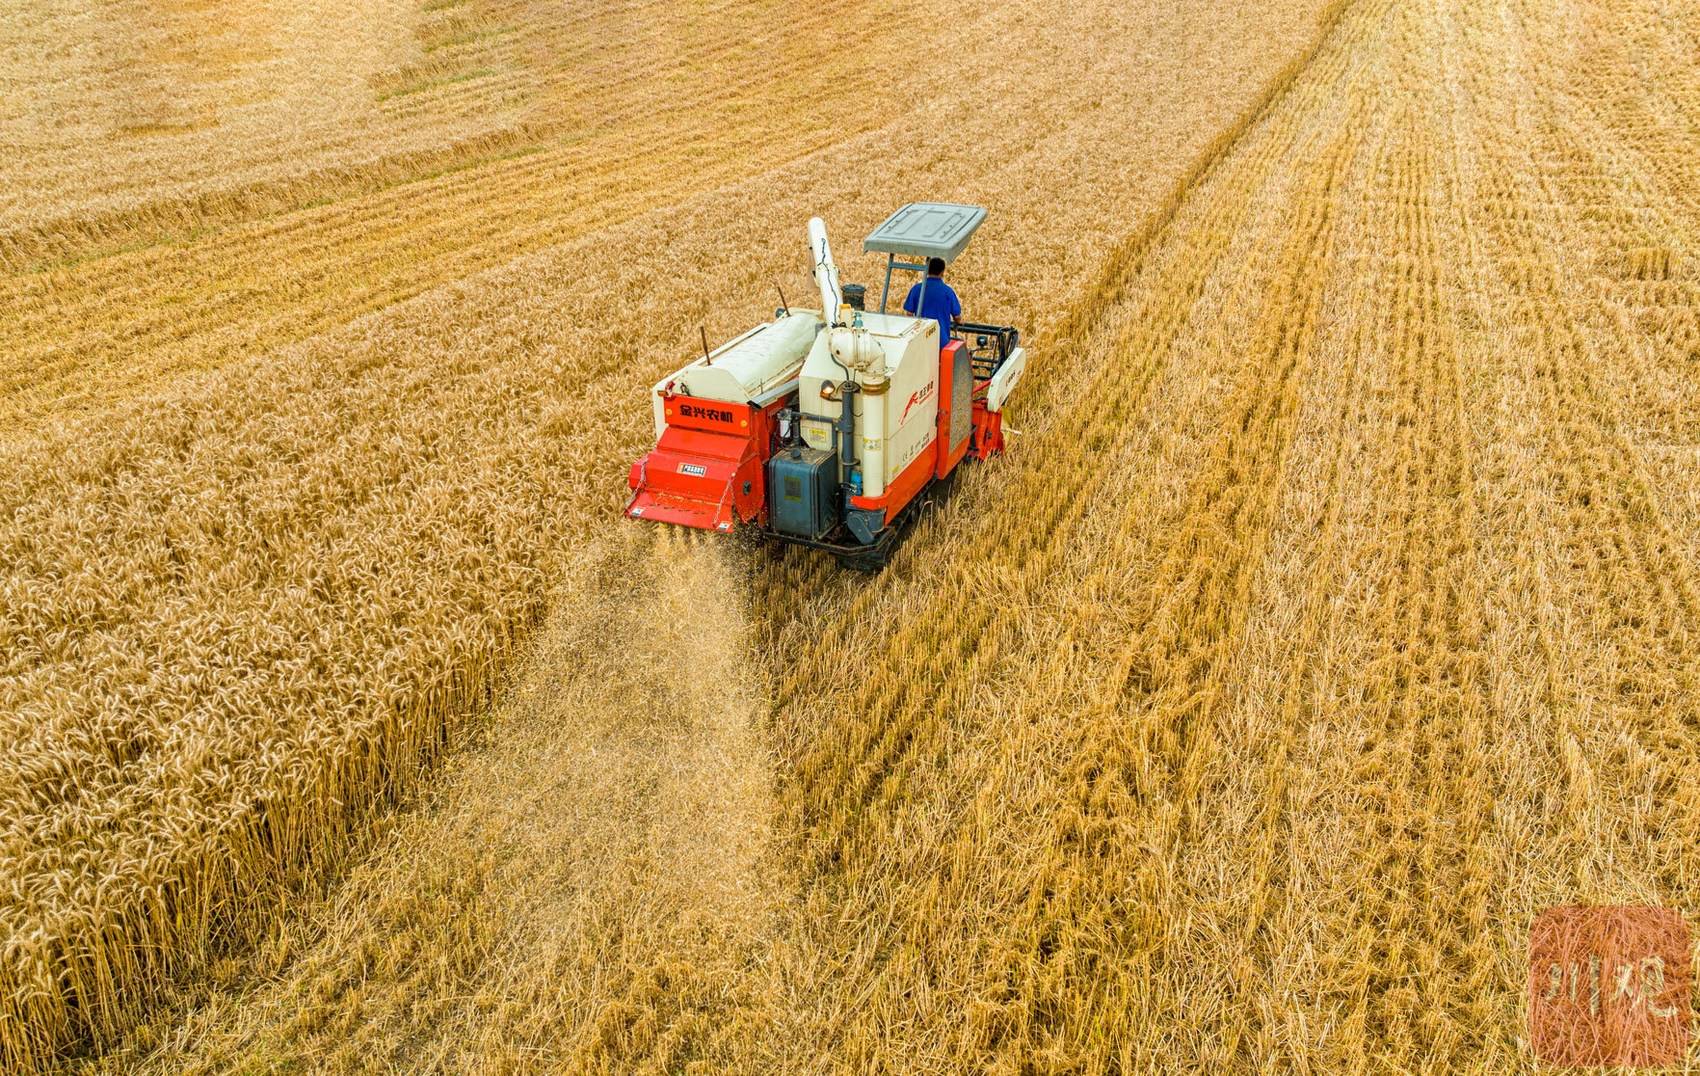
[{"x1": 625, "y1": 203, "x2": 1027, "y2": 569}]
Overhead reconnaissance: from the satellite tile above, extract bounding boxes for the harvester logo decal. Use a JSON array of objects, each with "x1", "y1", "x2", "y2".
[
  {"x1": 679, "y1": 401, "x2": 735, "y2": 423},
  {"x1": 902, "y1": 381, "x2": 936, "y2": 424},
  {"x1": 677, "y1": 463, "x2": 708, "y2": 477}
]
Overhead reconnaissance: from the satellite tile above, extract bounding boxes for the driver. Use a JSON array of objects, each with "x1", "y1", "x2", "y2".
[{"x1": 902, "y1": 257, "x2": 962, "y2": 350}]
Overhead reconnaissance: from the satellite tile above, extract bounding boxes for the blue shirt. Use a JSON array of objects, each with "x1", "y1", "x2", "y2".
[{"x1": 903, "y1": 277, "x2": 961, "y2": 348}]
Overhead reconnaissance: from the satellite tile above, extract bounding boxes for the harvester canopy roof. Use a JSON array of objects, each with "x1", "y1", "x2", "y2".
[{"x1": 863, "y1": 202, "x2": 987, "y2": 264}]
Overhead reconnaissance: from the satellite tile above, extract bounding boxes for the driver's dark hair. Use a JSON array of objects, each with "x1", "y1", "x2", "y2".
[{"x1": 928, "y1": 257, "x2": 946, "y2": 276}]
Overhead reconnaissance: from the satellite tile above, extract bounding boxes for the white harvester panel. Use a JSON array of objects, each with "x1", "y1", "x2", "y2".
[
  {"x1": 649, "y1": 311, "x2": 822, "y2": 437},
  {"x1": 798, "y1": 311, "x2": 938, "y2": 497}
]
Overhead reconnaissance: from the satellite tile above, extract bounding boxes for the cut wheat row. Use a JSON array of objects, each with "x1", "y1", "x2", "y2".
[{"x1": 739, "y1": 0, "x2": 1700, "y2": 1068}]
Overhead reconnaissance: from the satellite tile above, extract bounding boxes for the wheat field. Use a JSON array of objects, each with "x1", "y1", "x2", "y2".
[{"x1": 6, "y1": 0, "x2": 1700, "y2": 1070}]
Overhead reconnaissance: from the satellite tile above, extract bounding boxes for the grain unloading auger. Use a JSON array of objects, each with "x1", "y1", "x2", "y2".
[{"x1": 625, "y1": 202, "x2": 1026, "y2": 570}]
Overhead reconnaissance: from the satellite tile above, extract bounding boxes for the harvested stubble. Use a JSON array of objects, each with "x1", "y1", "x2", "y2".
[
  {"x1": 1, "y1": 0, "x2": 1334, "y2": 1068},
  {"x1": 743, "y1": 0, "x2": 1700, "y2": 1067}
]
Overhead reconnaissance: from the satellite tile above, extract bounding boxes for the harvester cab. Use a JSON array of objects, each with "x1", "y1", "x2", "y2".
[{"x1": 625, "y1": 202, "x2": 1027, "y2": 570}]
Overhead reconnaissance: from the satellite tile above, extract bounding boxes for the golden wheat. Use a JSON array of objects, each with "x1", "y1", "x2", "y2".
[
  {"x1": 2, "y1": 0, "x2": 1333, "y2": 1068},
  {"x1": 12, "y1": 0, "x2": 1700, "y2": 1069}
]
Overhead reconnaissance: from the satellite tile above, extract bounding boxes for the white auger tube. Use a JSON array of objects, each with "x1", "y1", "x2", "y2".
[{"x1": 809, "y1": 217, "x2": 844, "y2": 326}]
